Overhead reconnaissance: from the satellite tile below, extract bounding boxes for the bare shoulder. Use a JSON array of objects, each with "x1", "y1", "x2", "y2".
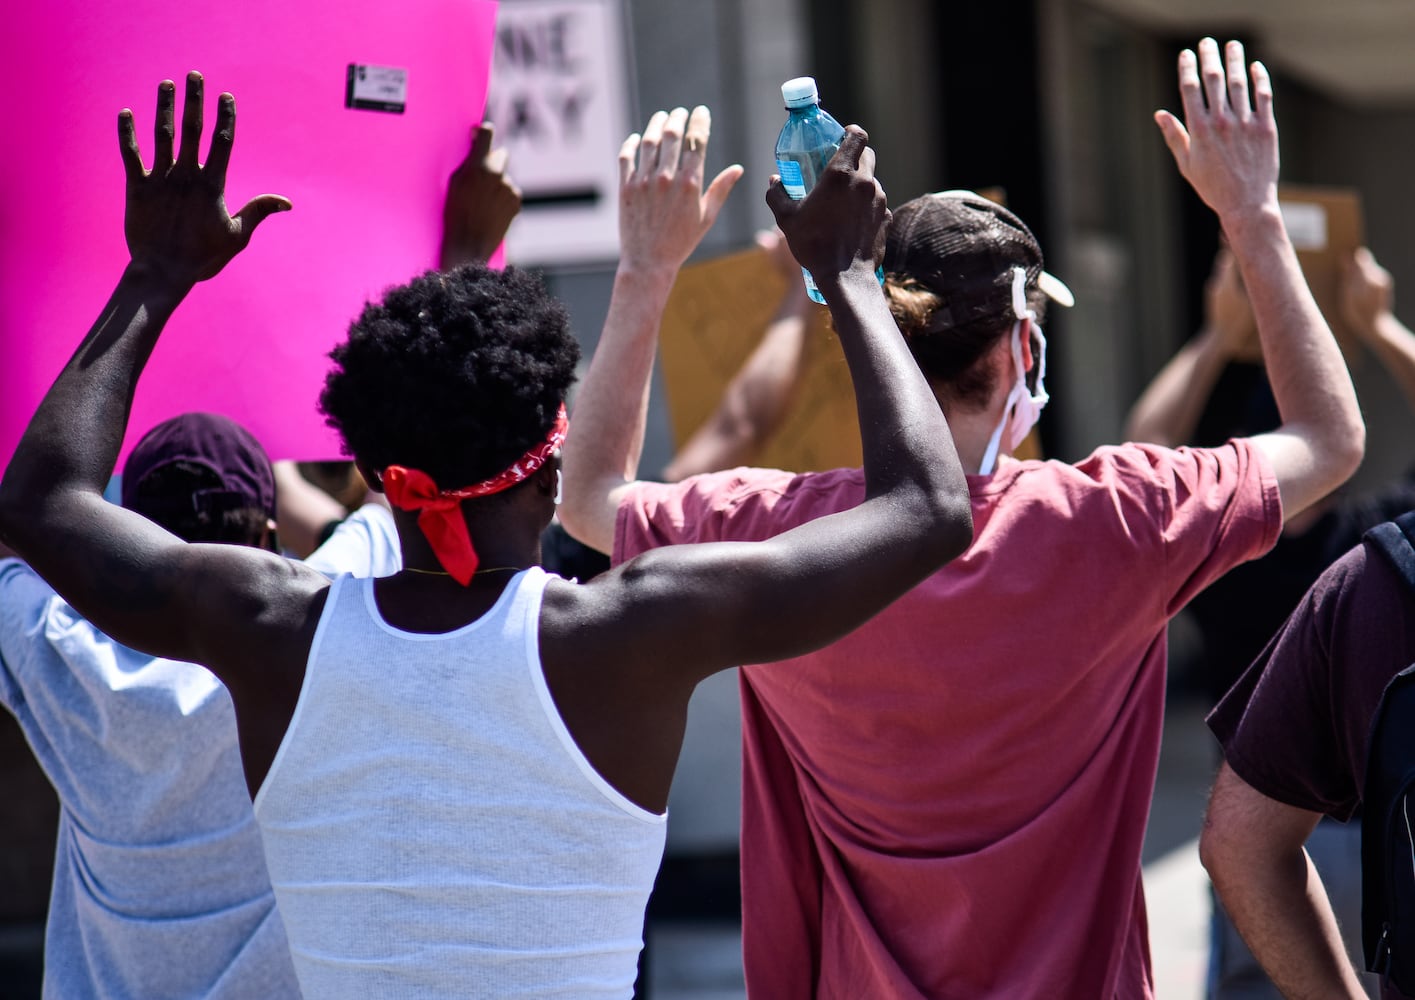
[{"x1": 179, "y1": 544, "x2": 334, "y2": 669}]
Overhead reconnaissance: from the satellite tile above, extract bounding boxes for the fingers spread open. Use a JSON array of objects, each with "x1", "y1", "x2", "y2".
[
  {"x1": 205, "y1": 92, "x2": 236, "y2": 187},
  {"x1": 177, "y1": 71, "x2": 205, "y2": 169},
  {"x1": 700, "y1": 164, "x2": 744, "y2": 229},
  {"x1": 1197, "y1": 38, "x2": 1226, "y2": 117},
  {"x1": 635, "y1": 110, "x2": 669, "y2": 182},
  {"x1": 680, "y1": 106, "x2": 712, "y2": 186},
  {"x1": 1153, "y1": 109, "x2": 1190, "y2": 166},
  {"x1": 1250, "y1": 60, "x2": 1274, "y2": 123},
  {"x1": 233, "y1": 194, "x2": 293, "y2": 241},
  {"x1": 618, "y1": 133, "x2": 642, "y2": 187},
  {"x1": 117, "y1": 109, "x2": 144, "y2": 179},
  {"x1": 1225, "y1": 40, "x2": 1250, "y2": 119},
  {"x1": 153, "y1": 80, "x2": 176, "y2": 172},
  {"x1": 1176, "y1": 49, "x2": 1202, "y2": 127},
  {"x1": 657, "y1": 107, "x2": 688, "y2": 181}
]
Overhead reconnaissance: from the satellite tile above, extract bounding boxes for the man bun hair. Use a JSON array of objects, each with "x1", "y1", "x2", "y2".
[
  {"x1": 320, "y1": 264, "x2": 580, "y2": 489},
  {"x1": 883, "y1": 191, "x2": 1066, "y2": 409}
]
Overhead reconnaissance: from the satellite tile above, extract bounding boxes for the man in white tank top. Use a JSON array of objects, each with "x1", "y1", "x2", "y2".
[{"x1": 0, "y1": 72, "x2": 973, "y2": 998}]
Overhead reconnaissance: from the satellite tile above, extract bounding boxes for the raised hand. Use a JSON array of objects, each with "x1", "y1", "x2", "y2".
[
  {"x1": 119, "y1": 72, "x2": 291, "y2": 289},
  {"x1": 1154, "y1": 38, "x2": 1279, "y2": 223},
  {"x1": 440, "y1": 122, "x2": 522, "y2": 268},
  {"x1": 765, "y1": 126, "x2": 888, "y2": 285},
  {"x1": 1205, "y1": 248, "x2": 1260, "y2": 360},
  {"x1": 617, "y1": 106, "x2": 743, "y2": 274},
  {"x1": 1340, "y1": 247, "x2": 1395, "y2": 341}
]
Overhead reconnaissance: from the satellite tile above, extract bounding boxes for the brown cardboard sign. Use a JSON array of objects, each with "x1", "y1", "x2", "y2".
[
  {"x1": 659, "y1": 241, "x2": 1045, "y2": 473},
  {"x1": 1278, "y1": 184, "x2": 1365, "y2": 356},
  {"x1": 659, "y1": 247, "x2": 862, "y2": 474}
]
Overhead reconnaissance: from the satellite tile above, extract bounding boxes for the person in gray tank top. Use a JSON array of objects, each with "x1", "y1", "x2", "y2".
[{"x1": 0, "y1": 72, "x2": 973, "y2": 998}]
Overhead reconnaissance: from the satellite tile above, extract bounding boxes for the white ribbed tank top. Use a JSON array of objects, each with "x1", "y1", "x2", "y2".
[{"x1": 253, "y1": 568, "x2": 667, "y2": 999}]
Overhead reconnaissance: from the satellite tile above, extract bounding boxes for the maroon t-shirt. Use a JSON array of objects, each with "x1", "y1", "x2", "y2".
[
  {"x1": 1209, "y1": 543, "x2": 1415, "y2": 823},
  {"x1": 621, "y1": 442, "x2": 1281, "y2": 999}
]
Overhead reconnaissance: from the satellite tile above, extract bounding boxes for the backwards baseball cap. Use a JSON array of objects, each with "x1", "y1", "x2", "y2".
[
  {"x1": 120, "y1": 412, "x2": 276, "y2": 524},
  {"x1": 883, "y1": 190, "x2": 1074, "y2": 331}
]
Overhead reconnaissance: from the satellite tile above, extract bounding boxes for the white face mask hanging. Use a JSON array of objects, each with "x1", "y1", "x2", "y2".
[{"x1": 977, "y1": 266, "x2": 1050, "y2": 476}]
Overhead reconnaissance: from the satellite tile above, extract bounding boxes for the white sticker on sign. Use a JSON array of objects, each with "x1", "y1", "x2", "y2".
[
  {"x1": 1280, "y1": 201, "x2": 1328, "y2": 251},
  {"x1": 346, "y1": 63, "x2": 408, "y2": 114}
]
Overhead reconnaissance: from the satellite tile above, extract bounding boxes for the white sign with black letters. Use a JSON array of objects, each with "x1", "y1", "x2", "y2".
[{"x1": 488, "y1": 0, "x2": 632, "y2": 265}]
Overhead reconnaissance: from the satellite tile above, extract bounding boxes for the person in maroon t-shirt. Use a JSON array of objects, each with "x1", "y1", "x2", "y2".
[{"x1": 1206, "y1": 540, "x2": 1415, "y2": 999}]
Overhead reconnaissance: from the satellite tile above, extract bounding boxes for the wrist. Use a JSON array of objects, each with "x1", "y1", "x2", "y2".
[
  {"x1": 1220, "y1": 201, "x2": 1287, "y2": 251},
  {"x1": 120, "y1": 261, "x2": 192, "y2": 313},
  {"x1": 614, "y1": 259, "x2": 681, "y2": 290},
  {"x1": 813, "y1": 259, "x2": 879, "y2": 295}
]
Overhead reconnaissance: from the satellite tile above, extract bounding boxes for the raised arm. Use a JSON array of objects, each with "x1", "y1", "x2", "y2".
[
  {"x1": 273, "y1": 460, "x2": 350, "y2": 558},
  {"x1": 1341, "y1": 247, "x2": 1415, "y2": 413},
  {"x1": 663, "y1": 230, "x2": 815, "y2": 481},
  {"x1": 558, "y1": 106, "x2": 743, "y2": 552},
  {"x1": 1155, "y1": 39, "x2": 1364, "y2": 519},
  {"x1": 555, "y1": 129, "x2": 971, "y2": 684},
  {"x1": 0, "y1": 74, "x2": 326, "y2": 690},
  {"x1": 1125, "y1": 248, "x2": 1258, "y2": 446},
  {"x1": 439, "y1": 122, "x2": 522, "y2": 269}
]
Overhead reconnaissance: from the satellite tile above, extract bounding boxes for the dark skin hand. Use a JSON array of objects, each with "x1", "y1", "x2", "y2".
[
  {"x1": 0, "y1": 73, "x2": 326, "y2": 796},
  {"x1": 0, "y1": 82, "x2": 970, "y2": 815},
  {"x1": 439, "y1": 122, "x2": 522, "y2": 268}
]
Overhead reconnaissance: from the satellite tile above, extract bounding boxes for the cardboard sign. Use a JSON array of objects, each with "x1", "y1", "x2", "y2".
[
  {"x1": 487, "y1": 0, "x2": 631, "y2": 265},
  {"x1": 1277, "y1": 184, "x2": 1365, "y2": 356},
  {"x1": 659, "y1": 242, "x2": 1046, "y2": 474},
  {"x1": 0, "y1": 0, "x2": 499, "y2": 466},
  {"x1": 659, "y1": 248, "x2": 864, "y2": 474}
]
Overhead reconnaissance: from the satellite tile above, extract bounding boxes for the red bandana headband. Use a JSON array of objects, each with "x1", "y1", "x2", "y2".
[{"x1": 382, "y1": 404, "x2": 568, "y2": 585}]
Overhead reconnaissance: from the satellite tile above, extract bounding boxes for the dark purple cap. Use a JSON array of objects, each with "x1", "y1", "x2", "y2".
[{"x1": 121, "y1": 413, "x2": 276, "y2": 522}]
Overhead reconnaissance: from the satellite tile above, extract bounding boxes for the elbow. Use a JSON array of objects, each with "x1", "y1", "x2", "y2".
[
  {"x1": 1337, "y1": 414, "x2": 1366, "y2": 484},
  {"x1": 1197, "y1": 818, "x2": 1249, "y2": 903},
  {"x1": 1319, "y1": 418, "x2": 1367, "y2": 497},
  {"x1": 1197, "y1": 822, "x2": 1225, "y2": 882},
  {"x1": 922, "y1": 490, "x2": 974, "y2": 565}
]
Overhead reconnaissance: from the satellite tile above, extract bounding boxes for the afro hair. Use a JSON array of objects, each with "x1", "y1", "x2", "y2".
[{"x1": 320, "y1": 264, "x2": 580, "y2": 488}]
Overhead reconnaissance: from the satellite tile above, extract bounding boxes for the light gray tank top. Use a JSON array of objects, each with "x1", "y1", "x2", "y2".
[{"x1": 254, "y1": 568, "x2": 667, "y2": 999}]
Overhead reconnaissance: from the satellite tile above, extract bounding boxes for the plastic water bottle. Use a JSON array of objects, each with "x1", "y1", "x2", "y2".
[{"x1": 774, "y1": 76, "x2": 882, "y2": 303}]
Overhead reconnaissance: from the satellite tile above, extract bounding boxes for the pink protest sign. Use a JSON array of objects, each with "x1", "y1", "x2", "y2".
[{"x1": 0, "y1": 0, "x2": 499, "y2": 465}]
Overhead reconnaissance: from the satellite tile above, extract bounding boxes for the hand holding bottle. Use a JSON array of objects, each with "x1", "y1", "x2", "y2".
[{"x1": 766, "y1": 127, "x2": 888, "y2": 298}]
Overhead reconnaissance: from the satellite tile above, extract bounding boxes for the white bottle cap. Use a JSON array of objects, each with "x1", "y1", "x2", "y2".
[{"x1": 781, "y1": 76, "x2": 820, "y2": 109}]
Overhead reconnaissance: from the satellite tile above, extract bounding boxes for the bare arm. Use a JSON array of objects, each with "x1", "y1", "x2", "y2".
[
  {"x1": 664, "y1": 232, "x2": 814, "y2": 480},
  {"x1": 0, "y1": 75, "x2": 327, "y2": 726},
  {"x1": 558, "y1": 106, "x2": 743, "y2": 553},
  {"x1": 1155, "y1": 39, "x2": 1364, "y2": 520},
  {"x1": 1126, "y1": 249, "x2": 1257, "y2": 446},
  {"x1": 1201, "y1": 763, "x2": 1368, "y2": 999},
  {"x1": 439, "y1": 123, "x2": 522, "y2": 269},
  {"x1": 273, "y1": 460, "x2": 349, "y2": 558},
  {"x1": 1341, "y1": 247, "x2": 1415, "y2": 413}
]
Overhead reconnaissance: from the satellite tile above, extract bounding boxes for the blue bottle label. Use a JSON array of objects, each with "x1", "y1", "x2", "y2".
[{"x1": 776, "y1": 159, "x2": 806, "y2": 200}]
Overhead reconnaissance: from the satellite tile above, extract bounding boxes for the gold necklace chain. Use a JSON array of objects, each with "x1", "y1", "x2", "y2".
[{"x1": 403, "y1": 565, "x2": 524, "y2": 577}]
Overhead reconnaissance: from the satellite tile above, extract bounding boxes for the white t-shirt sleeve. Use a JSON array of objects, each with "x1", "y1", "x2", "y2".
[{"x1": 304, "y1": 504, "x2": 402, "y2": 579}]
